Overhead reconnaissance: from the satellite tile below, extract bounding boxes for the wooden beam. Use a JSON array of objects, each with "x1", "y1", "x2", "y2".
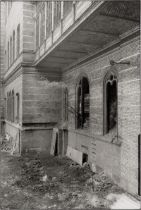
[
  {"x1": 50, "y1": 55, "x2": 77, "y2": 60},
  {"x1": 79, "y1": 29, "x2": 119, "y2": 37},
  {"x1": 99, "y1": 14, "x2": 139, "y2": 23},
  {"x1": 46, "y1": 56, "x2": 74, "y2": 64},
  {"x1": 68, "y1": 40, "x2": 98, "y2": 48},
  {"x1": 57, "y1": 49, "x2": 87, "y2": 55},
  {"x1": 44, "y1": 59, "x2": 70, "y2": 65}
]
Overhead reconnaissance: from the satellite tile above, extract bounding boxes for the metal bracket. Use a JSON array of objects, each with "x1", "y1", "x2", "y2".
[{"x1": 110, "y1": 60, "x2": 130, "y2": 66}]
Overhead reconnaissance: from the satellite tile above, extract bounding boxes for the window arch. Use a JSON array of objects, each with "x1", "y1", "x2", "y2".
[
  {"x1": 103, "y1": 70, "x2": 118, "y2": 134},
  {"x1": 76, "y1": 76, "x2": 90, "y2": 129},
  {"x1": 16, "y1": 93, "x2": 20, "y2": 122},
  {"x1": 9, "y1": 91, "x2": 12, "y2": 121},
  {"x1": 17, "y1": 24, "x2": 20, "y2": 56},
  {"x1": 63, "y1": 88, "x2": 68, "y2": 122},
  {"x1": 7, "y1": 92, "x2": 9, "y2": 120},
  {"x1": 13, "y1": 31, "x2": 15, "y2": 61},
  {"x1": 12, "y1": 90, "x2": 14, "y2": 122}
]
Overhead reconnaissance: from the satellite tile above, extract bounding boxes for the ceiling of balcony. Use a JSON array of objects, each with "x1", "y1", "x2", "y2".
[{"x1": 36, "y1": 0, "x2": 140, "y2": 72}]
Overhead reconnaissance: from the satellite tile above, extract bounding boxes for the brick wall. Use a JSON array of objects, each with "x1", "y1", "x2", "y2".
[
  {"x1": 62, "y1": 36, "x2": 140, "y2": 194},
  {"x1": 22, "y1": 68, "x2": 63, "y2": 125}
]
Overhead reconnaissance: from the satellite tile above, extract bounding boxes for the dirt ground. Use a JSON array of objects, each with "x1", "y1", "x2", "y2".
[{"x1": 0, "y1": 150, "x2": 140, "y2": 209}]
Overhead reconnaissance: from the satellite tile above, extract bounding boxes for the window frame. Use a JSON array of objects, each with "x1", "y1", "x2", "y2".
[
  {"x1": 75, "y1": 75, "x2": 90, "y2": 129},
  {"x1": 16, "y1": 93, "x2": 20, "y2": 123},
  {"x1": 40, "y1": 3, "x2": 45, "y2": 45},
  {"x1": 103, "y1": 69, "x2": 118, "y2": 135},
  {"x1": 13, "y1": 30, "x2": 15, "y2": 61},
  {"x1": 17, "y1": 24, "x2": 20, "y2": 56}
]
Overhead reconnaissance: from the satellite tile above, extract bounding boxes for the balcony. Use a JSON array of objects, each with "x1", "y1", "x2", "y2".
[{"x1": 34, "y1": 0, "x2": 140, "y2": 73}]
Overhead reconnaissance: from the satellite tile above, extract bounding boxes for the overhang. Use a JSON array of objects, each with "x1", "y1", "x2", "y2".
[{"x1": 35, "y1": 0, "x2": 140, "y2": 72}]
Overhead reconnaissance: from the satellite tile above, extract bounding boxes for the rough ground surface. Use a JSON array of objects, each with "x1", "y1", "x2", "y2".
[{"x1": 0, "y1": 150, "x2": 140, "y2": 209}]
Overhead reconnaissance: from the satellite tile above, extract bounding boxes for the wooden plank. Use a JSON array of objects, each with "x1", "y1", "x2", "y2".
[
  {"x1": 50, "y1": 128, "x2": 58, "y2": 155},
  {"x1": 66, "y1": 146, "x2": 83, "y2": 165}
]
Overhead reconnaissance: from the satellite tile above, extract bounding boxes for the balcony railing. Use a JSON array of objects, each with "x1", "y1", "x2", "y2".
[{"x1": 35, "y1": 1, "x2": 93, "y2": 59}]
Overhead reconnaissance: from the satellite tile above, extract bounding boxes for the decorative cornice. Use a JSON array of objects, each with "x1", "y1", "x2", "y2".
[{"x1": 4, "y1": 62, "x2": 35, "y2": 85}]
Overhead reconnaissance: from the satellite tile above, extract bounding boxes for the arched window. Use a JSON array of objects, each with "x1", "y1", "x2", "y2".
[
  {"x1": 8, "y1": 41, "x2": 9, "y2": 67},
  {"x1": 17, "y1": 24, "x2": 20, "y2": 56},
  {"x1": 103, "y1": 70, "x2": 118, "y2": 134},
  {"x1": 10, "y1": 37, "x2": 12, "y2": 65},
  {"x1": 13, "y1": 31, "x2": 15, "y2": 61},
  {"x1": 9, "y1": 91, "x2": 12, "y2": 121},
  {"x1": 76, "y1": 76, "x2": 90, "y2": 129},
  {"x1": 63, "y1": 88, "x2": 68, "y2": 122},
  {"x1": 12, "y1": 90, "x2": 14, "y2": 122},
  {"x1": 16, "y1": 93, "x2": 20, "y2": 123},
  {"x1": 6, "y1": 92, "x2": 9, "y2": 120}
]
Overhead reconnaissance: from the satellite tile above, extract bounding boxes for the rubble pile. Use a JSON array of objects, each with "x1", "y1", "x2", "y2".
[
  {"x1": 12, "y1": 153, "x2": 125, "y2": 208},
  {"x1": 1, "y1": 135, "x2": 13, "y2": 152},
  {"x1": 0, "y1": 152, "x2": 138, "y2": 209}
]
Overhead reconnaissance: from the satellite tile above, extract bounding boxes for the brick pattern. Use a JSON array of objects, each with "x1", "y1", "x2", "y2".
[
  {"x1": 63, "y1": 37, "x2": 140, "y2": 194},
  {"x1": 23, "y1": 68, "x2": 63, "y2": 124}
]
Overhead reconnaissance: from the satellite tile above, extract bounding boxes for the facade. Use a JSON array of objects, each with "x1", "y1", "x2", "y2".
[{"x1": 0, "y1": 1, "x2": 140, "y2": 195}]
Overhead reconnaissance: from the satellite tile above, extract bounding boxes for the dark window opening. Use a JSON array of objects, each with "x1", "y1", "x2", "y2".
[
  {"x1": 77, "y1": 77, "x2": 90, "y2": 129},
  {"x1": 8, "y1": 41, "x2": 9, "y2": 67},
  {"x1": 64, "y1": 88, "x2": 68, "y2": 121},
  {"x1": 82, "y1": 153, "x2": 88, "y2": 164},
  {"x1": 104, "y1": 72, "x2": 117, "y2": 134},
  {"x1": 12, "y1": 90, "x2": 14, "y2": 122},
  {"x1": 10, "y1": 37, "x2": 12, "y2": 65},
  {"x1": 54, "y1": 133, "x2": 58, "y2": 156},
  {"x1": 17, "y1": 24, "x2": 20, "y2": 56},
  {"x1": 16, "y1": 93, "x2": 20, "y2": 123},
  {"x1": 13, "y1": 31, "x2": 15, "y2": 61}
]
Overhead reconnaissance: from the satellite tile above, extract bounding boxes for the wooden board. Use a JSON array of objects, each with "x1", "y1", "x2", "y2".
[{"x1": 50, "y1": 128, "x2": 59, "y2": 155}]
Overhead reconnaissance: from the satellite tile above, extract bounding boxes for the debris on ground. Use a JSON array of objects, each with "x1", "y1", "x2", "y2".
[{"x1": 0, "y1": 150, "x2": 140, "y2": 209}]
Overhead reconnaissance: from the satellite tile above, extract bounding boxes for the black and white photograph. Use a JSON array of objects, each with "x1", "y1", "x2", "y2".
[{"x1": 0, "y1": 0, "x2": 140, "y2": 209}]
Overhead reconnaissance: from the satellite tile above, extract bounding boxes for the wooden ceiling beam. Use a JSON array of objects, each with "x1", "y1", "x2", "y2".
[
  {"x1": 49, "y1": 55, "x2": 77, "y2": 60},
  {"x1": 79, "y1": 29, "x2": 119, "y2": 37},
  {"x1": 67, "y1": 40, "x2": 98, "y2": 49},
  {"x1": 56, "y1": 49, "x2": 88, "y2": 55},
  {"x1": 44, "y1": 59, "x2": 71, "y2": 65},
  {"x1": 99, "y1": 14, "x2": 139, "y2": 23}
]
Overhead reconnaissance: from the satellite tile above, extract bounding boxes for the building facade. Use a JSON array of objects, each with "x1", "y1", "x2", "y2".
[{"x1": 0, "y1": 1, "x2": 140, "y2": 195}]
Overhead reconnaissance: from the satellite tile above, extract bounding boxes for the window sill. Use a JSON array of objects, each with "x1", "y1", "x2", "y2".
[{"x1": 102, "y1": 127, "x2": 122, "y2": 146}]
